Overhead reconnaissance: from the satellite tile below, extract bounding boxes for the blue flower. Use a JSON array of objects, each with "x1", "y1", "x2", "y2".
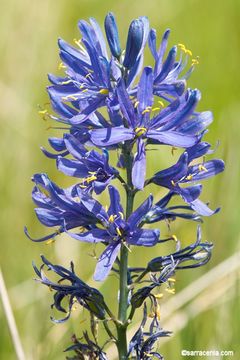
[
  {"x1": 56, "y1": 134, "x2": 119, "y2": 194},
  {"x1": 67, "y1": 186, "x2": 159, "y2": 281},
  {"x1": 147, "y1": 226, "x2": 213, "y2": 272},
  {"x1": 150, "y1": 143, "x2": 225, "y2": 215},
  {"x1": 24, "y1": 173, "x2": 98, "y2": 242},
  {"x1": 33, "y1": 256, "x2": 107, "y2": 322},
  {"x1": 149, "y1": 28, "x2": 197, "y2": 100},
  {"x1": 142, "y1": 191, "x2": 202, "y2": 224},
  {"x1": 65, "y1": 333, "x2": 108, "y2": 360},
  {"x1": 128, "y1": 303, "x2": 171, "y2": 359},
  {"x1": 91, "y1": 67, "x2": 208, "y2": 189},
  {"x1": 47, "y1": 14, "x2": 149, "y2": 127}
]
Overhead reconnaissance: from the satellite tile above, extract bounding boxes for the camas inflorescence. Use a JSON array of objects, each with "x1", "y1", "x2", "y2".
[{"x1": 26, "y1": 13, "x2": 225, "y2": 360}]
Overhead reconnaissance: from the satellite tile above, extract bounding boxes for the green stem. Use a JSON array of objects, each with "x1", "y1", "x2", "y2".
[{"x1": 117, "y1": 144, "x2": 134, "y2": 360}]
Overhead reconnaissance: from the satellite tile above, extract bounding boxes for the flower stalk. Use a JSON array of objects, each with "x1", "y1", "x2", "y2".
[{"x1": 26, "y1": 12, "x2": 225, "y2": 360}]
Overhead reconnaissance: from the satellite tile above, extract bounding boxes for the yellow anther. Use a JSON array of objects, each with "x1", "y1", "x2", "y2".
[
  {"x1": 99, "y1": 88, "x2": 109, "y2": 95},
  {"x1": 172, "y1": 234, "x2": 178, "y2": 242},
  {"x1": 158, "y1": 100, "x2": 165, "y2": 107},
  {"x1": 191, "y1": 57, "x2": 200, "y2": 66},
  {"x1": 79, "y1": 184, "x2": 87, "y2": 189},
  {"x1": 142, "y1": 106, "x2": 152, "y2": 115},
  {"x1": 80, "y1": 84, "x2": 86, "y2": 89},
  {"x1": 88, "y1": 171, "x2": 97, "y2": 175},
  {"x1": 152, "y1": 107, "x2": 160, "y2": 112},
  {"x1": 171, "y1": 180, "x2": 176, "y2": 186},
  {"x1": 166, "y1": 288, "x2": 175, "y2": 295},
  {"x1": 178, "y1": 43, "x2": 193, "y2": 57},
  {"x1": 135, "y1": 127, "x2": 147, "y2": 137},
  {"x1": 178, "y1": 43, "x2": 186, "y2": 50},
  {"x1": 149, "y1": 304, "x2": 161, "y2": 320},
  {"x1": 58, "y1": 62, "x2": 66, "y2": 70},
  {"x1": 45, "y1": 239, "x2": 55, "y2": 245},
  {"x1": 86, "y1": 175, "x2": 97, "y2": 183},
  {"x1": 108, "y1": 214, "x2": 116, "y2": 223},
  {"x1": 185, "y1": 49, "x2": 192, "y2": 56},
  {"x1": 198, "y1": 164, "x2": 208, "y2": 172},
  {"x1": 62, "y1": 95, "x2": 78, "y2": 101},
  {"x1": 105, "y1": 205, "x2": 108, "y2": 212},
  {"x1": 38, "y1": 109, "x2": 48, "y2": 115},
  {"x1": 119, "y1": 211, "x2": 124, "y2": 220},
  {"x1": 134, "y1": 100, "x2": 140, "y2": 108},
  {"x1": 85, "y1": 73, "x2": 92, "y2": 79},
  {"x1": 81, "y1": 89, "x2": 88, "y2": 93},
  {"x1": 116, "y1": 227, "x2": 122, "y2": 237},
  {"x1": 154, "y1": 293, "x2": 163, "y2": 299},
  {"x1": 168, "y1": 278, "x2": 176, "y2": 283},
  {"x1": 129, "y1": 95, "x2": 135, "y2": 100},
  {"x1": 73, "y1": 38, "x2": 82, "y2": 47},
  {"x1": 61, "y1": 80, "x2": 72, "y2": 85},
  {"x1": 143, "y1": 353, "x2": 154, "y2": 358},
  {"x1": 186, "y1": 174, "x2": 193, "y2": 180}
]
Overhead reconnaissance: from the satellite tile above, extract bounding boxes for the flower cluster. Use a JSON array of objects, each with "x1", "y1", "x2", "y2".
[{"x1": 28, "y1": 13, "x2": 224, "y2": 359}]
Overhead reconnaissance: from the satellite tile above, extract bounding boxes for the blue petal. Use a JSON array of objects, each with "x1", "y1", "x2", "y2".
[
  {"x1": 49, "y1": 137, "x2": 66, "y2": 152},
  {"x1": 35, "y1": 208, "x2": 63, "y2": 227},
  {"x1": 190, "y1": 199, "x2": 219, "y2": 216},
  {"x1": 78, "y1": 20, "x2": 104, "y2": 59},
  {"x1": 152, "y1": 152, "x2": 188, "y2": 185},
  {"x1": 127, "y1": 53, "x2": 144, "y2": 88},
  {"x1": 148, "y1": 29, "x2": 157, "y2": 60},
  {"x1": 155, "y1": 29, "x2": 170, "y2": 76},
  {"x1": 108, "y1": 186, "x2": 124, "y2": 217},
  {"x1": 91, "y1": 127, "x2": 134, "y2": 146},
  {"x1": 94, "y1": 242, "x2": 121, "y2": 281},
  {"x1": 154, "y1": 81, "x2": 186, "y2": 97},
  {"x1": 41, "y1": 147, "x2": 69, "y2": 159},
  {"x1": 128, "y1": 195, "x2": 153, "y2": 229},
  {"x1": 147, "y1": 129, "x2": 198, "y2": 148},
  {"x1": 186, "y1": 142, "x2": 211, "y2": 162},
  {"x1": 160, "y1": 89, "x2": 201, "y2": 131},
  {"x1": 132, "y1": 138, "x2": 146, "y2": 190},
  {"x1": 116, "y1": 79, "x2": 136, "y2": 127},
  {"x1": 89, "y1": 17, "x2": 108, "y2": 59},
  {"x1": 155, "y1": 46, "x2": 177, "y2": 83},
  {"x1": 66, "y1": 228, "x2": 110, "y2": 243},
  {"x1": 63, "y1": 134, "x2": 87, "y2": 160},
  {"x1": 57, "y1": 157, "x2": 89, "y2": 178},
  {"x1": 58, "y1": 38, "x2": 90, "y2": 67},
  {"x1": 24, "y1": 226, "x2": 60, "y2": 243},
  {"x1": 188, "y1": 159, "x2": 225, "y2": 181},
  {"x1": 79, "y1": 189, "x2": 108, "y2": 224},
  {"x1": 128, "y1": 229, "x2": 159, "y2": 246},
  {"x1": 137, "y1": 67, "x2": 154, "y2": 115},
  {"x1": 180, "y1": 185, "x2": 202, "y2": 203},
  {"x1": 178, "y1": 111, "x2": 213, "y2": 135},
  {"x1": 69, "y1": 97, "x2": 105, "y2": 125}
]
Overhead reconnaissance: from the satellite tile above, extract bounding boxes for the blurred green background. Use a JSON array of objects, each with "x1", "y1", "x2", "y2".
[{"x1": 0, "y1": 0, "x2": 239, "y2": 359}]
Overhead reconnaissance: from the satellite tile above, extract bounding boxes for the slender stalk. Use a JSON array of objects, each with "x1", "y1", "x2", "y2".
[
  {"x1": 117, "y1": 144, "x2": 134, "y2": 359},
  {"x1": 0, "y1": 268, "x2": 26, "y2": 360}
]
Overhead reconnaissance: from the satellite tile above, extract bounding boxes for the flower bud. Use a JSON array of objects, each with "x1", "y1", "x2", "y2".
[
  {"x1": 123, "y1": 18, "x2": 144, "y2": 69},
  {"x1": 104, "y1": 12, "x2": 121, "y2": 58}
]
